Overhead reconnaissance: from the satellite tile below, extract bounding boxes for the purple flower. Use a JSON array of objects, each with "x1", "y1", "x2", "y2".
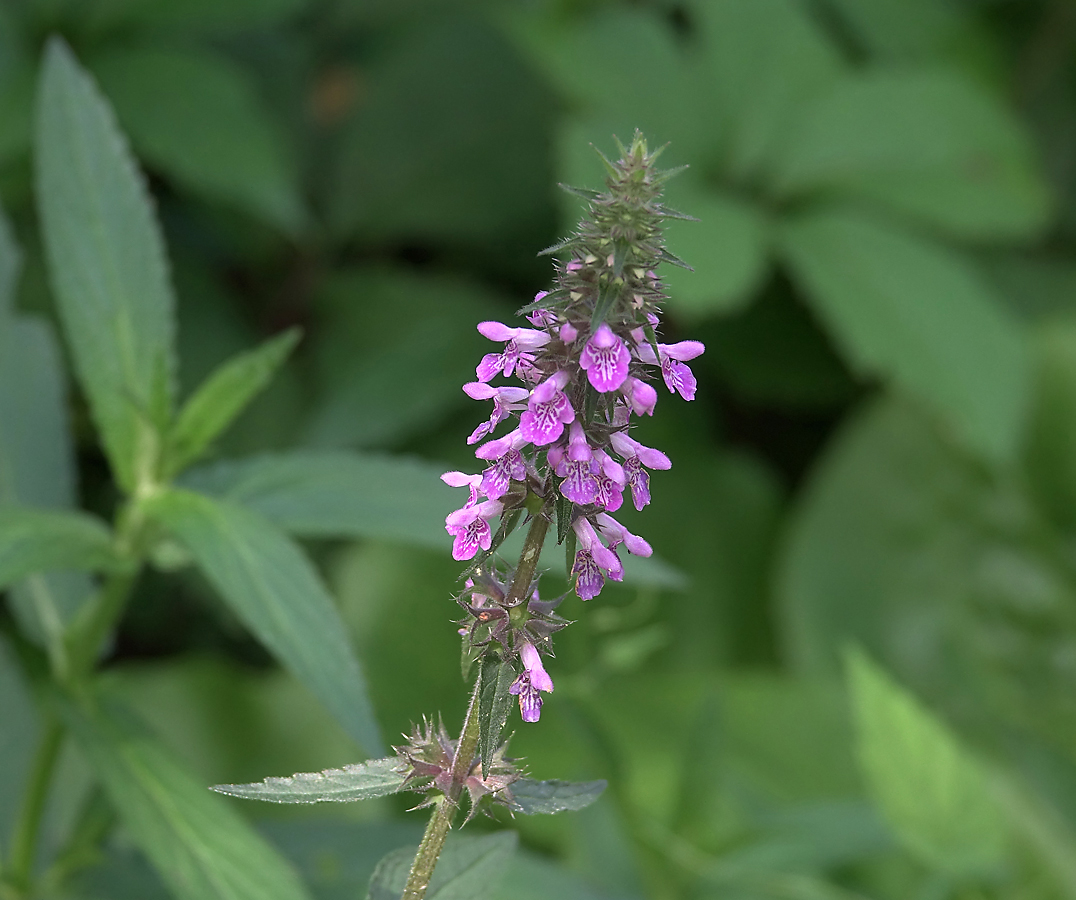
[
  {"x1": 475, "y1": 430, "x2": 528, "y2": 500},
  {"x1": 520, "y1": 370, "x2": 575, "y2": 445},
  {"x1": 570, "y1": 517, "x2": 624, "y2": 599},
  {"x1": 579, "y1": 323, "x2": 630, "y2": 392},
  {"x1": 610, "y1": 432, "x2": 671, "y2": 510},
  {"x1": 509, "y1": 640, "x2": 553, "y2": 722},
  {"x1": 595, "y1": 513, "x2": 653, "y2": 557},
  {"x1": 549, "y1": 422, "x2": 597, "y2": 504},
  {"x1": 591, "y1": 449, "x2": 626, "y2": 512},
  {"x1": 442, "y1": 475, "x2": 505, "y2": 561},
  {"x1": 463, "y1": 382, "x2": 530, "y2": 444},
  {"x1": 636, "y1": 340, "x2": 705, "y2": 401},
  {"x1": 475, "y1": 321, "x2": 551, "y2": 383},
  {"x1": 619, "y1": 377, "x2": 658, "y2": 417}
]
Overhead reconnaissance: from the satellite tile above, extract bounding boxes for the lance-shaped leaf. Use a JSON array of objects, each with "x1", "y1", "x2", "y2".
[
  {"x1": 478, "y1": 656, "x2": 515, "y2": 778},
  {"x1": 63, "y1": 696, "x2": 312, "y2": 900},
  {"x1": 367, "y1": 832, "x2": 516, "y2": 900},
  {"x1": 180, "y1": 451, "x2": 457, "y2": 549},
  {"x1": 508, "y1": 779, "x2": 607, "y2": 815},
  {"x1": 143, "y1": 488, "x2": 384, "y2": 756},
  {"x1": 35, "y1": 38, "x2": 176, "y2": 494},
  {"x1": 0, "y1": 507, "x2": 123, "y2": 590},
  {"x1": 0, "y1": 201, "x2": 94, "y2": 648},
  {"x1": 166, "y1": 328, "x2": 300, "y2": 477},
  {"x1": 847, "y1": 649, "x2": 1007, "y2": 877},
  {"x1": 211, "y1": 757, "x2": 406, "y2": 804},
  {"x1": 780, "y1": 206, "x2": 1029, "y2": 465},
  {"x1": 92, "y1": 47, "x2": 306, "y2": 234}
]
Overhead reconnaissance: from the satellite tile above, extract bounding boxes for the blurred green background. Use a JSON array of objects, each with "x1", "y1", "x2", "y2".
[{"x1": 7, "y1": 0, "x2": 1076, "y2": 897}]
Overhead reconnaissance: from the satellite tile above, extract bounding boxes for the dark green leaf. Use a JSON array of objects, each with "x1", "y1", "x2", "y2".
[
  {"x1": 180, "y1": 451, "x2": 458, "y2": 551},
  {"x1": 847, "y1": 649, "x2": 1007, "y2": 876},
  {"x1": 509, "y1": 778, "x2": 607, "y2": 815},
  {"x1": 62, "y1": 696, "x2": 312, "y2": 900},
  {"x1": 478, "y1": 657, "x2": 515, "y2": 778},
  {"x1": 775, "y1": 70, "x2": 1051, "y2": 240},
  {"x1": 694, "y1": 0, "x2": 843, "y2": 180},
  {"x1": 780, "y1": 206, "x2": 1029, "y2": 464},
  {"x1": 86, "y1": 0, "x2": 305, "y2": 34},
  {"x1": 167, "y1": 329, "x2": 300, "y2": 476},
  {"x1": 367, "y1": 833, "x2": 517, "y2": 900},
  {"x1": 0, "y1": 197, "x2": 19, "y2": 311},
  {"x1": 211, "y1": 756, "x2": 406, "y2": 804},
  {"x1": 92, "y1": 47, "x2": 306, "y2": 233},
  {"x1": 0, "y1": 635, "x2": 39, "y2": 858},
  {"x1": 662, "y1": 182, "x2": 769, "y2": 317},
  {"x1": 0, "y1": 507, "x2": 122, "y2": 589},
  {"x1": 143, "y1": 488, "x2": 384, "y2": 756},
  {"x1": 35, "y1": 38, "x2": 176, "y2": 493}
]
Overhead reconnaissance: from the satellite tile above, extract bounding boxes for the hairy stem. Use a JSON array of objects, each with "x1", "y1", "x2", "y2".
[
  {"x1": 7, "y1": 717, "x2": 64, "y2": 891},
  {"x1": 401, "y1": 680, "x2": 481, "y2": 900},
  {"x1": 401, "y1": 509, "x2": 550, "y2": 899}
]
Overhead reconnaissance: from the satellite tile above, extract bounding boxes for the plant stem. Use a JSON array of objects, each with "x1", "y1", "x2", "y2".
[
  {"x1": 401, "y1": 509, "x2": 551, "y2": 899},
  {"x1": 401, "y1": 680, "x2": 482, "y2": 900},
  {"x1": 7, "y1": 716, "x2": 64, "y2": 892}
]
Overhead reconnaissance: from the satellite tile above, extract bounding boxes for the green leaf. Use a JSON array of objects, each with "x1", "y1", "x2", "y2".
[
  {"x1": 304, "y1": 268, "x2": 503, "y2": 449},
  {"x1": 367, "y1": 833, "x2": 517, "y2": 900},
  {"x1": 774, "y1": 70, "x2": 1051, "y2": 240},
  {"x1": 694, "y1": 0, "x2": 844, "y2": 180},
  {"x1": 91, "y1": 47, "x2": 306, "y2": 233},
  {"x1": 1024, "y1": 320, "x2": 1076, "y2": 530},
  {"x1": 0, "y1": 507, "x2": 122, "y2": 589},
  {"x1": 35, "y1": 38, "x2": 176, "y2": 494},
  {"x1": 210, "y1": 756, "x2": 406, "y2": 804},
  {"x1": 180, "y1": 451, "x2": 458, "y2": 550},
  {"x1": 0, "y1": 634, "x2": 39, "y2": 860},
  {"x1": 780, "y1": 206, "x2": 1029, "y2": 464},
  {"x1": 143, "y1": 488, "x2": 384, "y2": 756},
  {"x1": 509, "y1": 779, "x2": 607, "y2": 815},
  {"x1": 846, "y1": 649, "x2": 1008, "y2": 876},
  {"x1": 0, "y1": 199, "x2": 94, "y2": 650},
  {"x1": 167, "y1": 329, "x2": 300, "y2": 477},
  {"x1": 0, "y1": 197, "x2": 19, "y2": 312},
  {"x1": 62, "y1": 696, "x2": 312, "y2": 900},
  {"x1": 478, "y1": 657, "x2": 515, "y2": 779},
  {"x1": 661, "y1": 182, "x2": 769, "y2": 318},
  {"x1": 86, "y1": 0, "x2": 305, "y2": 33}
]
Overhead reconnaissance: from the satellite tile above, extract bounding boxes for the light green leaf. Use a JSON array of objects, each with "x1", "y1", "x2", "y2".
[
  {"x1": 509, "y1": 779, "x2": 607, "y2": 815},
  {"x1": 0, "y1": 507, "x2": 121, "y2": 589},
  {"x1": 693, "y1": 0, "x2": 844, "y2": 180},
  {"x1": 92, "y1": 47, "x2": 306, "y2": 233},
  {"x1": 62, "y1": 696, "x2": 312, "y2": 900},
  {"x1": 780, "y1": 206, "x2": 1029, "y2": 464},
  {"x1": 179, "y1": 451, "x2": 457, "y2": 550},
  {"x1": 35, "y1": 38, "x2": 176, "y2": 494},
  {"x1": 211, "y1": 757, "x2": 406, "y2": 804},
  {"x1": 367, "y1": 833, "x2": 516, "y2": 900},
  {"x1": 143, "y1": 488, "x2": 384, "y2": 756},
  {"x1": 478, "y1": 657, "x2": 515, "y2": 779},
  {"x1": 847, "y1": 649, "x2": 1008, "y2": 876},
  {"x1": 775, "y1": 70, "x2": 1051, "y2": 240},
  {"x1": 662, "y1": 183, "x2": 769, "y2": 318},
  {"x1": 167, "y1": 329, "x2": 300, "y2": 477},
  {"x1": 0, "y1": 201, "x2": 94, "y2": 648}
]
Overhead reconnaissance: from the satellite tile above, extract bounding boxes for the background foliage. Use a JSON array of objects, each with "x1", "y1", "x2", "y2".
[{"x1": 4, "y1": 0, "x2": 1076, "y2": 898}]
